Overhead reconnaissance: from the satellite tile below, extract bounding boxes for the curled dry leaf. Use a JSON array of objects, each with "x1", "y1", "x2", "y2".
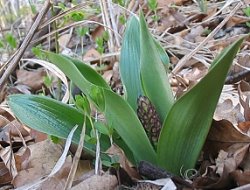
[
  {"x1": 0, "y1": 120, "x2": 31, "y2": 143},
  {"x1": 0, "y1": 145, "x2": 18, "y2": 179},
  {"x1": 0, "y1": 146, "x2": 30, "y2": 184},
  {"x1": 196, "y1": 117, "x2": 250, "y2": 189},
  {"x1": 204, "y1": 120, "x2": 250, "y2": 158},
  {"x1": 22, "y1": 59, "x2": 70, "y2": 103},
  {"x1": 214, "y1": 99, "x2": 244, "y2": 126},
  {"x1": 195, "y1": 144, "x2": 249, "y2": 189},
  {"x1": 106, "y1": 144, "x2": 140, "y2": 180}
]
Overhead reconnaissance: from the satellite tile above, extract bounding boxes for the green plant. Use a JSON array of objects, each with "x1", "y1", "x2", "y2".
[
  {"x1": 147, "y1": 0, "x2": 159, "y2": 21},
  {"x1": 5, "y1": 33, "x2": 17, "y2": 49},
  {"x1": 95, "y1": 31, "x2": 109, "y2": 54},
  {"x1": 28, "y1": 0, "x2": 37, "y2": 14},
  {"x1": 148, "y1": 0, "x2": 158, "y2": 12},
  {"x1": 0, "y1": 40, "x2": 4, "y2": 48},
  {"x1": 8, "y1": 13, "x2": 243, "y2": 175},
  {"x1": 243, "y1": 7, "x2": 250, "y2": 28},
  {"x1": 196, "y1": 0, "x2": 207, "y2": 13}
]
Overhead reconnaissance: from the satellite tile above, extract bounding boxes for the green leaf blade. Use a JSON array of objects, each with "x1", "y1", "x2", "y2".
[
  {"x1": 157, "y1": 38, "x2": 244, "y2": 175},
  {"x1": 120, "y1": 16, "x2": 143, "y2": 110},
  {"x1": 103, "y1": 89, "x2": 157, "y2": 164},
  {"x1": 139, "y1": 13, "x2": 174, "y2": 121},
  {"x1": 47, "y1": 52, "x2": 156, "y2": 164},
  {"x1": 7, "y1": 94, "x2": 100, "y2": 155},
  {"x1": 65, "y1": 56, "x2": 110, "y2": 89}
]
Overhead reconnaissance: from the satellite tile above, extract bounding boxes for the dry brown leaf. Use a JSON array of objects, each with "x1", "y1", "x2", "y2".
[
  {"x1": 14, "y1": 147, "x2": 31, "y2": 171},
  {"x1": 181, "y1": 63, "x2": 208, "y2": 82},
  {"x1": 0, "y1": 116, "x2": 9, "y2": 128},
  {"x1": 83, "y1": 48, "x2": 101, "y2": 63},
  {"x1": 70, "y1": 174, "x2": 118, "y2": 190},
  {"x1": 12, "y1": 139, "x2": 63, "y2": 188},
  {"x1": 232, "y1": 55, "x2": 250, "y2": 75},
  {"x1": 58, "y1": 33, "x2": 72, "y2": 49},
  {"x1": 238, "y1": 121, "x2": 250, "y2": 134},
  {"x1": 8, "y1": 84, "x2": 31, "y2": 95},
  {"x1": 0, "y1": 145, "x2": 18, "y2": 179},
  {"x1": 204, "y1": 120, "x2": 250, "y2": 158},
  {"x1": 14, "y1": 125, "x2": 78, "y2": 189},
  {"x1": 106, "y1": 144, "x2": 140, "y2": 180},
  {"x1": 157, "y1": 0, "x2": 190, "y2": 7},
  {"x1": 0, "y1": 120, "x2": 31, "y2": 143},
  {"x1": 16, "y1": 68, "x2": 46, "y2": 91},
  {"x1": 37, "y1": 156, "x2": 72, "y2": 190},
  {"x1": 0, "y1": 108, "x2": 14, "y2": 125},
  {"x1": 157, "y1": 7, "x2": 186, "y2": 33},
  {"x1": 214, "y1": 99, "x2": 244, "y2": 126},
  {"x1": 184, "y1": 25, "x2": 204, "y2": 43},
  {"x1": 102, "y1": 70, "x2": 113, "y2": 84},
  {"x1": 231, "y1": 170, "x2": 250, "y2": 186},
  {"x1": 238, "y1": 81, "x2": 250, "y2": 121},
  {"x1": 216, "y1": 144, "x2": 249, "y2": 176},
  {"x1": 0, "y1": 162, "x2": 12, "y2": 185},
  {"x1": 91, "y1": 25, "x2": 105, "y2": 41},
  {"x1": 226, "y1": 16, "x2": 250, "y2": 28},
  {"x1": 73, "y1": 160, "x2": 92, "y2": 183},
  {"x1": 29, "y1": 128, "x2": 47, "y2": 143},
  {"x1": 195, "y1": 144, "x2": 249, "y2": 189}
]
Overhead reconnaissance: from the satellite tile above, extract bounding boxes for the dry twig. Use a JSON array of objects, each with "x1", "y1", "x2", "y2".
[
  {"x1": 0, "y1": 0, "x2": 51, "y2": 89},
  {"x1": 172, "y1": 2, "x2": 242, "y2": 74}
]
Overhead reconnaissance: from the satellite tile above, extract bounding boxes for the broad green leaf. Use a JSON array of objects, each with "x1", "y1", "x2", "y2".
[
  {"x1": 120, "y1": 16, "x2": 143, "y2": 110},
  {"x1": 103, "y1": 89, "x2": 157, "y2": 164},
  {"x1": 47, "y1": 53, "x2": 93, "y2": 95},
  {"x1": 46, "y1": 53, "x2": 107, "y2": 111},
  {"x1": 120, "y1": 16, "x2": 170, "y2": 111},
  {"x1": 7, "y1": 94, "x2": 108, "y2": 155},
  {"x1": 157, "y1": 38, "x2": 244, "y2": 175},
  {"x1": 47, "y1": 52, "x2": 156, "y2": 163},
  {"x1": 139, "y1": 12, "x2": 174, "y2": 121},
  {"x1": 66, "y1": 56, "x2": 110, "y2": 89}
]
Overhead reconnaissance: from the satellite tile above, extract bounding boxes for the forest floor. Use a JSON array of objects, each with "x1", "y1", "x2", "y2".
[{"x1": 0, "y1": 0, "x2": 250, "y2": 189}]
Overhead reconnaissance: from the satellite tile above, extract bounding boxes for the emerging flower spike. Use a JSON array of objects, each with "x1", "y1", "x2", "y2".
[{"x1": 137, "y1": 95, "x2": 162, "y2": 147}]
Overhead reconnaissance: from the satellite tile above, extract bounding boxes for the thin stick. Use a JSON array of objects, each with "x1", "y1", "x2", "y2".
[
  {"x1": 99, "y1": 0, "x2": 115, "y2": 52},
  {"x1": 94, "y1": 111, "x2": 101, "y2": 175},
  {"x1": 107, "y1": 0, "x2": 120, "y2": 47},
  {"x1": 64, "y1": 116, "x2": 86, "y2": 190},
  {"x1": 172, "y1": 2, "x2": 242, "y2": 74},
  {"x1": 0, "y1": 0, "x2": 51, "y2": 89}
]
